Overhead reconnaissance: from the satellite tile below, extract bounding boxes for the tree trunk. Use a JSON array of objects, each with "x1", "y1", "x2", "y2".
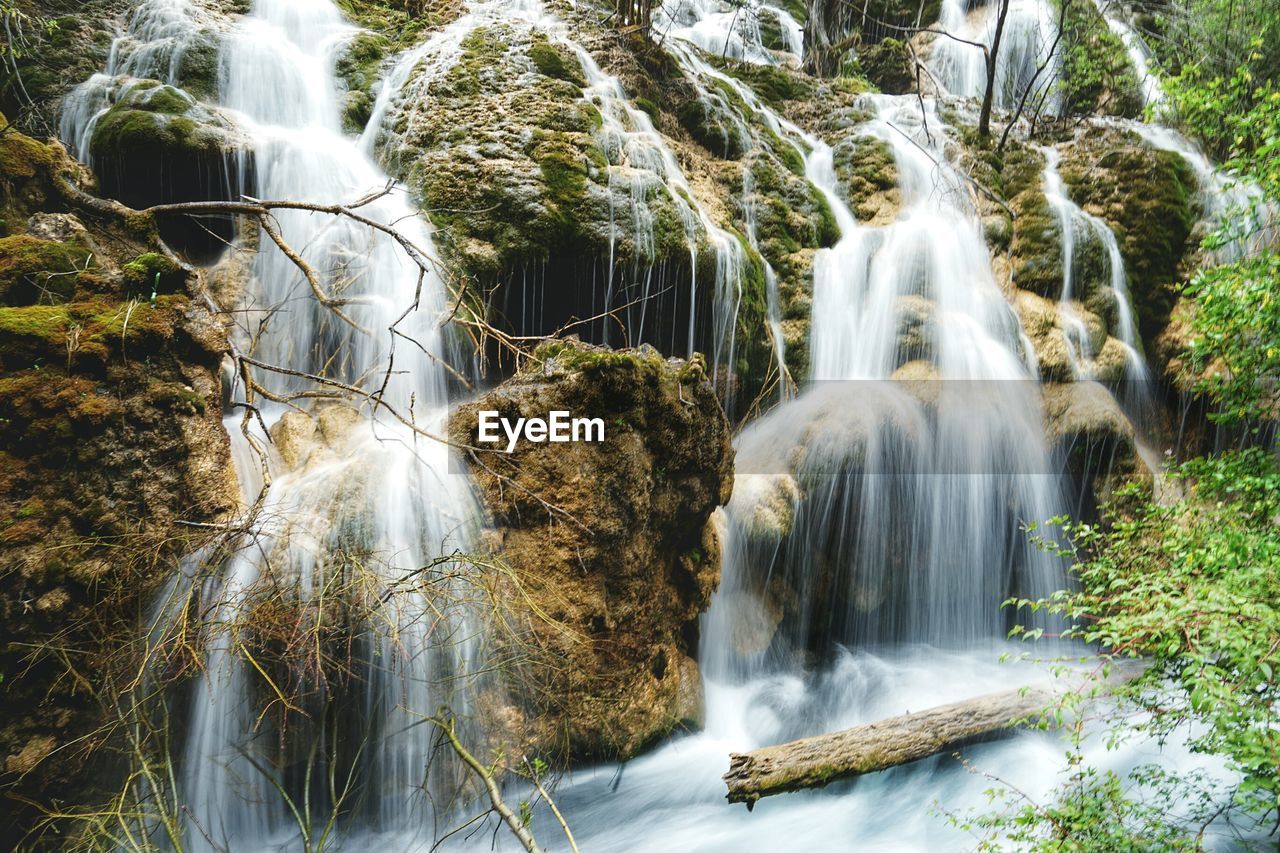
[
  {"x1": 978, "y1": 0, "x2": 1013, "y2": 136},
  {"x1": 723, "y1": 664, "x2": 1145, "y2": 807}
]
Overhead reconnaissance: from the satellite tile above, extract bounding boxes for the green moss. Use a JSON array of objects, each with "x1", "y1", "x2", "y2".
[
  {"x1": 634, "y1": 96, "x2": 660, "y2": 121},
  {"x1": 678, "y1": 99, "x2": 747, "y2": 158},
  {"x1": 858, "y1": 38, "x2": 913, "y2": 95},
  {"x1": 334, "y1": 26, "x2": 391, "y2": 131},
  {"x1": 758, "y1": 8, "x2": 789, "y2": 51},
  {"x1": 0, "y1": 129, "x2": 55, "y2": 181},
  {"x1": 0, "y1": 296, "x2": 186, "y2": 371},
  {"x1": 121, "y1": 252, "x2": 185, "y2": 297},
  {"x1": 528, "y1": 35, "x2": 586, "y2": 87},
  {"x1": 777, "y1": 0, "x2": 807, "y2": 23},
  {"x1": 175, "y1": 33, "x2": 221, "y2": 100},
  {"x1": 148, "y1": 380, "x2": 207, "y2": 415},
  {"x1": 446, "y1": 27, "x2": 511, "y2": 97},
  {"x1": 533, "y1": 339, "x2": 666, "y2": 374},
  {"x1": 333, "y1": 0, "x2": 434, "y2": 50},
  {"x1": 1010, "y1": 188, "x2": 1063, "y2": 297},
  {"x1": 1057, "y1": 0, "x2": 1143, "y2": 117},
  {"x1": 1060, "y1": 130, "x2": 1196, "y2": 343},
  {"x1": 834, "y1": 135, "x2": 898, "y2": 220},
  {"x1": 710, "y1": 60, "x2": 815, "y2": 108},
  {"x1": 0, "y1": 237, "x2": 94, "y2": 306}
]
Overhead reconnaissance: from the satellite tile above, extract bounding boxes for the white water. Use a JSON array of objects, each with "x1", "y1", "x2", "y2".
[
  {"x1": 654, "y1": 0, "x2": 805, "y2": 65},
  {"x1": 59, "y1": 0, "x2": 216, "y2": 159},
  {"x1": 1130, "y1": 122, "x2": 1278, "y2": 264},
  {"x1": 59, "y1": 0, "x2": 1255, "y2": 847},
  {"x1": 370, "y1": 0, "x2": 753, "y2": 408},
  {"x1": 1087, "y1": 0, "x2": 1166, "y2": 109},
  {"x1": 1040, "y1": 146, "x2": 1147, "y2": 382},
  {"x1": 929, "y1": 0, "x2": 1063, "y2": 115},
  {"x1": 68, "y1": 0, "x2": 485, "y2": 848}
]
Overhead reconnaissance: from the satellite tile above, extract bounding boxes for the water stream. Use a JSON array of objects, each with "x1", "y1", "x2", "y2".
[{"x1": 58, "y1": 0, "x2": 1250, "y2": 847}]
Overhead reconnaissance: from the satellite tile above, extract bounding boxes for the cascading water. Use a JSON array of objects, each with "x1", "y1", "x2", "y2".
[
  {"x1": 1039, "y1": 146, "x2": 1147, "y2": 383},
  {"x1": 66, "y1": 0, "x2": 487, "y2": 848},
  {"x1": 56, "y1": 0, "x2": 1255, "y2": 847},
  {"x1": 1087, "y1": 0, "x2": 1166, "y2": 109},
  {"x1": 928, "y1": 0, "x2": 1063, "y2": 114},
  {"x1": 655, "y1": 0, "x2": 805, "y2": 64}
]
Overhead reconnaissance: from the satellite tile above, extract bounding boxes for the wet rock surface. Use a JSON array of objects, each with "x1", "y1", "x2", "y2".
[
  {"x1": 0, "y1": 121, "x2": 236, "y2": 844},
  {"x1": 450, "y1": 339, "x2": 733, "y2": 760}
]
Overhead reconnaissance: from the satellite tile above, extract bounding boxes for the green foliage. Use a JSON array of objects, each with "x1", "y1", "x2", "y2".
[
  {"x1": 1185, "y1": 253, "x2": 1280, "y2": 423},
  {"x1": 1164, "y1": 44, "x2": 1280, "y2": 425},
  {"x1": 949, "y1": 764, "x2": 1217, "y2": 851},
  {"x1": 1057, "y1": 0, "x2": 1143, "y2": 117},
  {"x1": 978, "y1": 451, "x2": 1280, "y2": 847}
]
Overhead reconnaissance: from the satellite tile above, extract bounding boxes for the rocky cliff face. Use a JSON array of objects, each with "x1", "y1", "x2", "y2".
[
  {"x1": 0, "y1": 120, "x2": 237, "y2": 843},
  {"x1": 450, "y1": 339, "x2": 733, "y2": 760}
]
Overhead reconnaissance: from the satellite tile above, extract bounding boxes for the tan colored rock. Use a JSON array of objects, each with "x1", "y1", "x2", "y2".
[
  {"x1": 5, "y1": 736, "x2": 56, "y2": 775},
  {"x1": 451, "y1": 340, "x2": 733, "y2": 761}
]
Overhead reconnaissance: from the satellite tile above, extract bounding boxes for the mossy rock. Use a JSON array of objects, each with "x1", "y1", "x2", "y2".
[
  {"x1": 1009, "y1": 187, "x2": 1063, "y2": 297},
  {"x1": 1059, "y1": 126, "x2": 1196, "y2": 346},
  {"x1": 335, "y1": 30, "x2": 390, "y2": 132},
  {"x1": 677, "y1": 98, "x2": 748, "y2": 159},
  {"x1": 1057, "y1": 0, "x2": 1144, "y2": 117},
  {"x1": 709, "y1": 59, "x2": 815, "y2": 108},
  {"x1": 121, "y1": 252, "x2": 186, "y2": 298},
  {"x1": 0, "y1": 295, "x2": 187, "y2": 374},
  {"x1": 173, "y1": 30, "x2": 222, "y2": 101},
  {"x1": 89, "y1": 81, "x2": 250, "y2": 260},
  {"x1": 758, "y1": 7, "x2": 793, "y2": 51},
  {"x1": 858, "y1": 39, "x2": 914, "y2": 95},
  {"x1": 333, "y1": 0, "x2": 441, "y2": 50},
  {"x1": 833, "y1": 134, "x2": 899, "y2": 222},
  {"x1": 0, "y1": 236, "x2": 96, "y2": 306},
  {"x1": 528, "y1": 34, "x2": 586, "y2": 87}
]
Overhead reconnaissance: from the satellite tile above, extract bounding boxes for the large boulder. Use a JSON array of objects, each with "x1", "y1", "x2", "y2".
[
  {"x1": 449, "y1": 339, "x2": 733, "y2": 760},
  {"x1": 1058, "y1": 124, "x2": 1197, "y2": 349},
  {"x1": 88, "y1": 81, "x2": 253, "y2": 259},
  {"x1": 0, "y1": 123, "x2": 236, "y2": 845}
]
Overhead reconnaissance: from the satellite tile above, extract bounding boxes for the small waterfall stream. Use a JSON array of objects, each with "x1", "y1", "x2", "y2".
[
  {"x1": 928, "y1": 0, "x2": 1063, "y2": 114},
  {"x1": 56, "y1": 0, "x2": 1256, "y2": 847},
  {"x1": 67, "y1": 0, "x2": 486, "y2": 848}
]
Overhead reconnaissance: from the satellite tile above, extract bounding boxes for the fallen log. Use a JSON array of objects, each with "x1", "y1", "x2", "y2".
[{"x1": 724, "y1": 665, "x2": 1143, "y2": 807}]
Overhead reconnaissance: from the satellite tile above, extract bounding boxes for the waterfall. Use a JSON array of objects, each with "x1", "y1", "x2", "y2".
[
  {"x1": 59, "y1": 0, "x2": 215, "y2": 158},
  {"x1": 1040, "y1": 145, "x2": 1147, "y2": 383},
  {"x1": 1087, "y1": 0, "x2": 1166, "y2": 109},
  {"x1": 654, "y1": 0, "x2": 805, "y2": 65},
  {"x1": 66, "y1": 0, "x2": 485, "y2": 848},
  {"x1": 54, "y1": 0, "x2": 1251, "y2": 846},
  {"x1": 367, "y1": 0, "x2": 755, "y2": 412},
  {"x1": 928, "y1": 0, "x2": 1064, "y2": 115}
]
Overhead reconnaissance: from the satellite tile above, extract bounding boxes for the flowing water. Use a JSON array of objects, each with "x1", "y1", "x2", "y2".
[
  {"x1": 928, "y1": 0, "x2": 1063, "y2": 116},
  {"x1": 67, "y1": 0, "x2": 486, "y2": 849},
  {"x1": 59, "y1": 0, "x2": 1253, "y2": 847}
]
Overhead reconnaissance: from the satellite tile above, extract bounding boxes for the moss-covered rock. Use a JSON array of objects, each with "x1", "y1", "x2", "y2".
[
  {"x1": 858, "y1": 38, "x2": 915, "y2": 95},
  {"x1": 0, "y1": 119, "x2": 234, "y2": 845},
  {"x1": 88, "y1": 81, "x2": 250, "y2": 259},
  {"x1": 0, "y1": 236, "x2": 95, "y2": 305},
  {"x1": 1009, "y1": 185, "x2": 1063, "y2": 297},
  {"x1": 120, "y1": 251, "x2": 186, "y2": 297},
  {"x1": 708, "y1": 58, "x2": 816, "y2": 108},
  {"x1": 834, "y1": 133, "x2": 900, "y2": 223},
  {"x1": 383, "y1": 25, "x2": 640, "y2": 275},
  {"x1": 450, "y1": 339, "x2": 732, "y2": 761},
  {"x1": 335, "y1": 30, "x2": 391, "y2": 134},
  {"x1": 1057, "y1": 0, "x2": 1144, "y2": 117},
  {"x1": 1059, "y1": 125, "x2": 1196, "y2": 347}
]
